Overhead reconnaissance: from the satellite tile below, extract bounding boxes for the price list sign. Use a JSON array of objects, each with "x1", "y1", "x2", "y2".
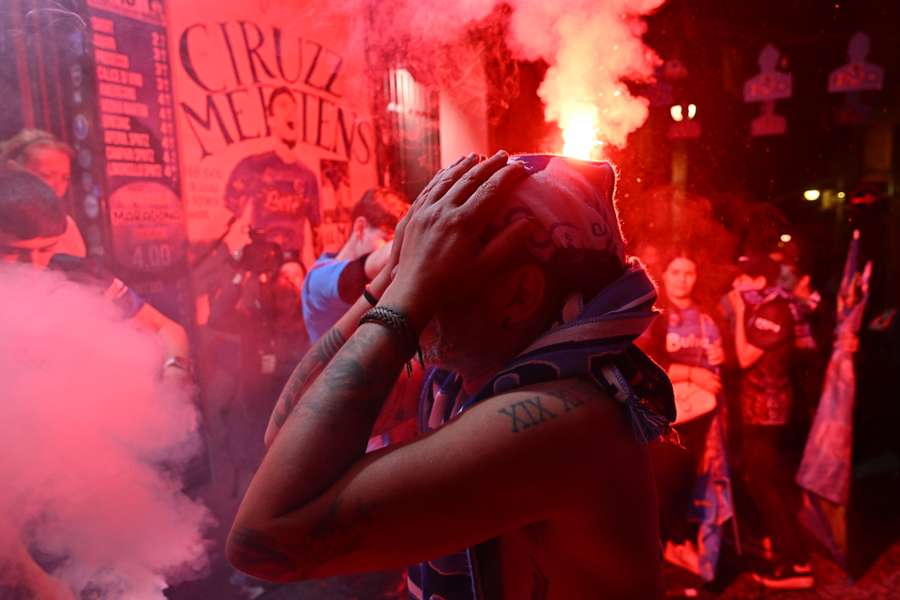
[{"x1": 80, "y1": 0, "x2": 191, "y2": 319}]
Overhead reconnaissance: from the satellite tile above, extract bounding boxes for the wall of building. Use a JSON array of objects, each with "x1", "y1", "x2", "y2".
[{"x1": 438, "y1": 64, "x2": 488, "y2": 166}]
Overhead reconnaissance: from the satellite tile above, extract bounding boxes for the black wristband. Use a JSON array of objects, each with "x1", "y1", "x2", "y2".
[
  {"x1": 363, "y1": 287, "x2": 379, "y2": 307},
  {"x1": 359, "y1": 306, "x2": 423, "y2": 372}
]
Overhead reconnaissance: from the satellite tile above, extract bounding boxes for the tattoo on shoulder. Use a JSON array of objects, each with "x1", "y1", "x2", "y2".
[
  {"x1": 497, "y1": 390, "x2": 588, "y2": 433},
  {"x1": 498, "y1": 397, "x2": 557, "y2": 433}
]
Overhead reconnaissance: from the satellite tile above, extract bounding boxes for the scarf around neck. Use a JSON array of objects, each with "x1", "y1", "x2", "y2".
[{"x1": 408, "y1": 261, "x2": 675, "y2": 600}]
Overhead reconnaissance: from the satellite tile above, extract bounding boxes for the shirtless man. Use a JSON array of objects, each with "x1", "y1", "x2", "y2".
[{"x1": 228, "y1": 152, "x2": 674, "y2": 599}]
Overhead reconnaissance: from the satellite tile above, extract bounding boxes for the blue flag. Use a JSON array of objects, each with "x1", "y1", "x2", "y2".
[{"x1": 795, "y1": 230, "x2": 872, "y2": 566}]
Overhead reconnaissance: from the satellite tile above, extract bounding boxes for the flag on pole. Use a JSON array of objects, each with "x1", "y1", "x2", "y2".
[{"x1": 796, "y1": 230, "x2": 872, "y2": 566}]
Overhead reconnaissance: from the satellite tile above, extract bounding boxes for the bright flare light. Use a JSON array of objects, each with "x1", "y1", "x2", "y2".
[
  {"x1": 780, "y1": 233, "x2": 792, "y2": 243},
  {"x1": 803, "y1": 189, "x2": 821, "y2": 201},
  {"x1": 561, "y1": 106, "x2": 600, "y2": 161},
  {"x1": 687, "y1": 104, "x2": 697, "y2": 119},
  {"x1": 670, "y1": 105, "x2": 684, "y2": 122}
]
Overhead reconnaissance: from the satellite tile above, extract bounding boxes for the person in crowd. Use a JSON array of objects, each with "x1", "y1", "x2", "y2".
[
  {"x1": 0, "y1": 169, "x2": 191, "y2": 380},
  {"x1": 300, "y1": 186, "x2": 420, "y2": 453},
  {"x1": 637, "y1": 250, "x2": 725, "y2": 575},
  {"x1": 211, "y1": 261, "x2": 310, "y2": 384},
  {"x1": 228, "y1": 152, "x2": 675, "y2": 599},
  {"x1": 207, "y1": 259, "x2": 311, "y2": 494},
  {"x1": 770, "y1": 246, "x2": 822, "y2": 354},
  {"x1": 726, "y1": 253, "x2": 813, "y2": 590},
  {"x1": 771, "y1": 250, "x2": 825, "y2": 436},
  {"x1": 1, "y1": 129, "x2": 86, "y2": 256},
  {"x1": 224, "y1": 87, "x2": 321, "y2": 262},
  {"x1": 203, "y1": 259, "x2": 311, "y2": 598},
  {"x1": 0, "y1": 169, "x2": 192, "y2": 597},
  {"x1": 302, "y1": 187, "x2": 409, "y2": 342}
]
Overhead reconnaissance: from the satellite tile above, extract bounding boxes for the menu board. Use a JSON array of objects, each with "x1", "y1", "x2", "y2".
[{"x1": 75, "y1": 0, "x2": 192, "y2": 321}]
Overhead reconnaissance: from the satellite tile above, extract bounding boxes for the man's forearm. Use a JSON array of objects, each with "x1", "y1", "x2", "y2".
[
  {"x1": 231, "y1": 320, "x2": 408, "y2": 551},
  {"x1": 264, "y1": 327, "x2": 346, "y2": 446},
  {"x1": 264, "y1": 269, "x2": 393, "y2": 446}
]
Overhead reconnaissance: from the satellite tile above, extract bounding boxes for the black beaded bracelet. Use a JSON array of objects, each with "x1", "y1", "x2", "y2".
[{"x1": 359, "y1": 306, "x2": 423, "y2": 374}]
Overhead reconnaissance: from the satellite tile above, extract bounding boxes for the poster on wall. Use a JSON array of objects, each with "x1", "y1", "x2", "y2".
[
  {"x1": 168, "y1": 1, "x2": 379, "y2": 317},
  {"x1": 77, "y1": 0, "x2": 192, "y2": 323},
  {"x1": 319, "y1": 159, "x2": 354, "y2": 253}
]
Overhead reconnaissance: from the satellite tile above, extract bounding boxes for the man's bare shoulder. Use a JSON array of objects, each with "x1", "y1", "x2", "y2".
[
  {"x1": 467, "y1": 377, "x2": 631, "y2": 442},
  {"x1": 450, "y1": 377, "x2": 642, "y2": 499},
  {"x1": 469, "y1": 380, "x2": 662, "y2": 598}
]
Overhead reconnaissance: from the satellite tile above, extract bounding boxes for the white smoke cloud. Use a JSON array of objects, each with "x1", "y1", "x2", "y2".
[
  {"x1": 0, "y1": 266, "x2": 210, "y2": 599},
  {"x1": 508, "y1": 0, "x2": 664, "y2": 147},
  {"x1": 361, "y1": 0, "x2": 664, "y2": 149}
]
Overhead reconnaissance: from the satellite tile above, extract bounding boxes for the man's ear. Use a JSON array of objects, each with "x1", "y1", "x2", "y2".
[
  {"x1": 352, "y1": 217, "x2": 368, "y2": 239},
  {"x1": 501, "y1": 263, "x2": 547, "y2": 326}
]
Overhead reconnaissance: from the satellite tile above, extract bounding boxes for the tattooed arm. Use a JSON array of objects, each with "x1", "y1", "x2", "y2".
[
  {"x1": 227, "y1": 378, "x2": 643, "y2": 582},
  {"x1": 263, "y1": 267, "x2": 393, "y2": 447},
  {"x1": 229, "y1": 315, "x2": 411, "y2": 579}
]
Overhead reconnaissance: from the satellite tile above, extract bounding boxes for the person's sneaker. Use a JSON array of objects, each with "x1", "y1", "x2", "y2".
[
  {"x1": 664, "y1": 540, "x2": 701, "y2": 576},
  {"x1": 752, "y1": 564, "x2": 815, "y2": 590}
]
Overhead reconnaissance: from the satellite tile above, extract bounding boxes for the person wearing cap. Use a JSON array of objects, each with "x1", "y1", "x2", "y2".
[
  {"x1": 726, "y1": 253, "x2": 813, "y2": 590},
  {"x1": 228, "y1": 152, "x2": 674, "y2": 599}
]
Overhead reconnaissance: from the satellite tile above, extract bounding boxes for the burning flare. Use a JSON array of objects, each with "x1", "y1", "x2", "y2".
[
  {"x1": 561, "y1": 103, "x2": 601, "y2": 160},
  {"x1": 363, "y1": 0, "x2": 665, "y2": 157}
]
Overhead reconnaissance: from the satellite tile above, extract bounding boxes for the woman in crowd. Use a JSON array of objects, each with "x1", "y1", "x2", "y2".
[{"x1": 638, "y1": 250, "x2": 726, "y2": 574}]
